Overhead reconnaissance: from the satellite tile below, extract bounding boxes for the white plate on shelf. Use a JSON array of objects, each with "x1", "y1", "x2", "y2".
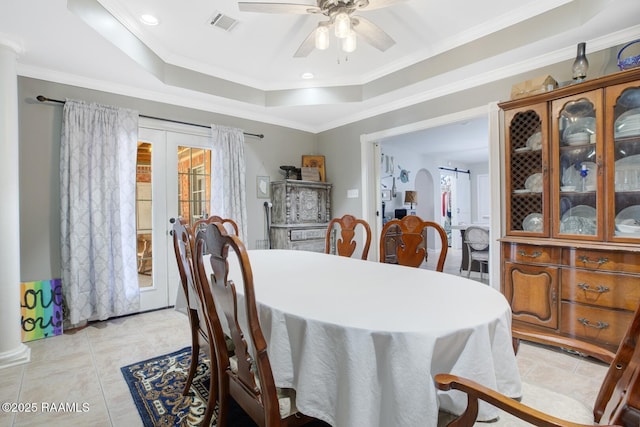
[
  {"x1": 562, "y1": 204, "x2": 596, "y2": 221},
  {"x1": 563, "y1": 117, "x2": 595, "y2": 144},
  {"x1": 526, "y1": 132, "x2": 542, "y2": 150},
  {"x1": 615, "y1": 206, "x2": 640, "y2": 234},
  {"x1": 566, "y1": 132, "x2": 590, "y2": 145},
  {"x1": 616, "y1": 154, "x2": 640, "y2": 168},
  {"x1": 560, "y1": 185, "x2": 576, "y2": 192},
  {"x1": 615, "y1": 108, "x2": 640, "y2": 138},
  {"x1": 525, "y1": 173, "x2": 543, "y2": 192},
  {"x1": 616, "y1": 219, "x2": 640, "y2": 233},
  {"x1": 560, "y1": 216, "x2": 596, "y2": 235},
  {"x1": 514, "y1": 146, "x2": 531, "y2": 153},
  {"x1": 513, "y1": 189, "x2": 531, "y2": 194},
  {"x1": 522, "y1": 213, "x2": 543, "y2": 232}
]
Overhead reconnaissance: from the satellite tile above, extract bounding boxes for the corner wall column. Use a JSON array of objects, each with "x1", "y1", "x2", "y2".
[{"x1": 0, "y1": 40, "x2": 31, "y2": 369}]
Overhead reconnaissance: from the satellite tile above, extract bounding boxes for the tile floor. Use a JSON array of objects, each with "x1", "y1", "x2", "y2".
[
  {"x1": 0, "y1": 250, "x2": 609, "y2": 427},
  {"x1": 425, "y1": 247, "x2": 488, "y2": 284}
]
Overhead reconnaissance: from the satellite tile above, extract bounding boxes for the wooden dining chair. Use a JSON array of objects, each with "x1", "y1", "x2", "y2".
[
  {"x1": 380, "y1": 215, "x2": 448, "y2": 271},
  {"x1": 170, "y1": 217, "x2": 217, "y2": 427},
  {"x1": 435, "y1": 302, "x2": 640, "y2": 427},
  {"x1": 193, "y1": 214, "x2": 239, "y2": 236},
  {"x1": 463, "y1": 226, "x2": 489, "y2": 280},
  {"x1": 324, "y1": 214, "x2": 372, "y2": 260},
  {"x1": 194, "y1": 222, "x2": 321, "y2": 427}
]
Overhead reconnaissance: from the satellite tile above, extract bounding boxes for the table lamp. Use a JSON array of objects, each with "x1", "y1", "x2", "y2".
[{"x1": 404, "y1": 190, "x2": 418, "y2": 209}]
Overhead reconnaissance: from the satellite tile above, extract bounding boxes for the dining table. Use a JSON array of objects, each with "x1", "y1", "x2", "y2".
[{"x1": 220, "y1": 249, "x2": 521, "y2": 427}]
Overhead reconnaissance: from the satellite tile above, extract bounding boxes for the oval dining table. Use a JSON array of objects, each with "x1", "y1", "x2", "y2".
[{"x1": 221, "y1": 249, "x2": 521, "y2": 427}]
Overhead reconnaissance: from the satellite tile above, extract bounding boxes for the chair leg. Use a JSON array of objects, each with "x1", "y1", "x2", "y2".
[
  {"x1": 201, "y1": 349, "x2": 218, "y2": 427},
  {"x1": 184, "y1": 343, "x2": 199, "y2": 395},
  {"x1": 481, "y1": 261, "x2": 489, "y2": 282},
  {"x1": 184, "y1": 311, "x2": 200, "y2": 396},
  {"x1": 215, "y1": 367, "x2": 229, "y2": 427}
]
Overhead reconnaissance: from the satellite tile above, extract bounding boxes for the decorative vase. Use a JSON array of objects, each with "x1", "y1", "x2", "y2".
[{"x1": 572, "y1": 42, "x2": 589, "y2": 82}]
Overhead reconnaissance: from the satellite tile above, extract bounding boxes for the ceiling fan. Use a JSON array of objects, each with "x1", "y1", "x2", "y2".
[{"x1": 238, "y1": 0, "x2": 406, "y2": 57}]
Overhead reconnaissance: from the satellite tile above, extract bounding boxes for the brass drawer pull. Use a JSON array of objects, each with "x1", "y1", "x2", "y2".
[
  {"x1": 517, "y1": 250, "x2": 542, "y2": 258},
  {"x1": 578, "y1": 318, "x2": 609, "y2": 330},
  {"x1": 577, "y1": 283, "x2": 610, "y2": 294},
  {"x1": 577, "y1": 255, "x2": 609, "y2": 266}
]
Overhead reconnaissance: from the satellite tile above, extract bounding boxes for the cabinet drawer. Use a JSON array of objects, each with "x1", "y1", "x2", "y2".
[
  {"x1": 561, "y1": 269, "x2": 640, "y2": 310},
  {"x1": 289, "y1": 240, "x2": 325, "y2": 252},
  {"x1": 563, "y1": 248, "x2": 640, "y2": 274},
  {"x1": 560, "y1": 302, "x2": 633, "y2": 347},
  {"x1": 290, "y1": 228, "x2": 326, "y2": 241},
  {"x1": 503, "y1": 243, "x2": 560, "y2": 265},
  {"x1": 504, "y1": 262, "x2": 559, "y2": 329}
]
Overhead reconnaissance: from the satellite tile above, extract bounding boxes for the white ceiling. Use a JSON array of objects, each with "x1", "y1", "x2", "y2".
[{"x1": 2, "y1": 0, "x2": 640, "y2": 139}]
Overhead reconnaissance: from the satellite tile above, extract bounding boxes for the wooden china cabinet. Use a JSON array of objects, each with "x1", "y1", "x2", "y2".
[{"x1": 500, "y1": 67, "x2": 640, "y2": 362}]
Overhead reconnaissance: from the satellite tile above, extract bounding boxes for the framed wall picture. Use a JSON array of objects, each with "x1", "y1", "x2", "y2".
[
  {"x1": 301, "y1": 155, "x2": 326, "y2": 182},
  {"x1": 381, "y1": 189, "x2": 392, "y2": 201},
  {"x1": 257, "y1": 176, "x2": 270, "y2": 198}
]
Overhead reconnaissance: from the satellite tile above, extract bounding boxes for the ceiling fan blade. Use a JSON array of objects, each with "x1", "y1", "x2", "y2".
[
  {"x1": 359, "y1": 0, "x2": 407, "y2": 11},
  {"x1": 351, "y1": 16, "x2": 395, "y2": 51},
  {"x1": 238, "y1": 2, "x2": 321, "y2": 14},
  {"x1": 293, "y1": 27, "x2": 317, "y2": 57}
]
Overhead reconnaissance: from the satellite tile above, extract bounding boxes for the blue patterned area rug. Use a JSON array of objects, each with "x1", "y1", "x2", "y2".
[{"x1": 121, "y1": 347, "x2": 257, "y2": 427}]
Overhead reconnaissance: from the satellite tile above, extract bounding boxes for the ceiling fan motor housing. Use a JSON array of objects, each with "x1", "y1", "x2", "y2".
[{"x1": 317, "y1": 0, "x2": 370, "y2": 16}]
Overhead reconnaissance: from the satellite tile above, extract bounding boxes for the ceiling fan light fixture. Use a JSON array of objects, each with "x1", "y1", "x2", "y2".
[
  {"x1": 334, "y1": 11, "x2": 351, "y2": 38},
  {"x1": 315, "y1": 26, "x2": 330, "y2": 50},
  {"x1": 342, "y1": 31, "x2": 356, "y2": 53}
]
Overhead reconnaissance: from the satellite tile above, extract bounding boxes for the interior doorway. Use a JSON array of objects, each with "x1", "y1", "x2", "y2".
[
  {"x1": 439, "y1": 169, "x2": 471, "y2": 250},
  {"x1": 361, "y1": 106, "x2": 489, "y2": 260},
  {"x1": 360, "y1": 103, "x2": 503, "y2": 288}
]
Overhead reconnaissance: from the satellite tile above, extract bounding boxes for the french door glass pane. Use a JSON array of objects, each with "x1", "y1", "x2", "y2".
[
  {"x1": 177, "y1": 146, "x2": 211, "y2": 226},
  {"x1": 136, "y1": 142, "x2": 153, "y2": 288}
]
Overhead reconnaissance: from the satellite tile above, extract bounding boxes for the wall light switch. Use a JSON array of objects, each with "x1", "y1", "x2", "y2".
[{"x1": 347, "y1": 189, "x2": 359, "y2": 198}]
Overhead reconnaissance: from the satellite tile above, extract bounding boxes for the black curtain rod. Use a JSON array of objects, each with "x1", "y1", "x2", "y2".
[
  {"x1": 36, "y1": 95, "x2": 264, "y2": 139},
  {"x1": 438, "y1": 166, "x2": 470, "y2": 174}
]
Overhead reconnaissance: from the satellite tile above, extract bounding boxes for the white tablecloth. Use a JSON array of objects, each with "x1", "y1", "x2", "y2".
[{"x1": 224, "y1": 249, "x2": 521, "y2": 427}]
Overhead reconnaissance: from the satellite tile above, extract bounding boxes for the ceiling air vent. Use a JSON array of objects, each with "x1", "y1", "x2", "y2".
[{"x1": 208, "y1": 11, "x2": 238, "y2": 32}]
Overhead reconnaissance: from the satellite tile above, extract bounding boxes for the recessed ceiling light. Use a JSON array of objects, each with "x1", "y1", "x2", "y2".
[
  {"x1": 301, "y1": 72, "x2": 314, "y2": 79},
  {"x1": 140, "y1": 14, "x2": 159, "y2": 26}
]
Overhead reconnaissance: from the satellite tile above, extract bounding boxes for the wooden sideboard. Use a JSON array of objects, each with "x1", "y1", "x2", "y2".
[
  {"x1": 269, "y1": 180, "x2": 332, "y2": 252},
  {"x1": 500, "y1": 68, "x2": 640, "y2": 362}
]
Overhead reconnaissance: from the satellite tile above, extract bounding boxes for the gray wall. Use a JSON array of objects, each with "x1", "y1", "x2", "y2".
[
  {"x1": 317, "y1": 45, "x2": 623, "y2": 219},
  {"x1": 18, "y1": 77, "x2": 318, "y2": 281},
  {"x1": 17, "y1": 44, "x2": 624, "y2": 281}
]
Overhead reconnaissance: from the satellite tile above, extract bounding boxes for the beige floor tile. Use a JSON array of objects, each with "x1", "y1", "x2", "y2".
[
  {"x1": 0, "y1": 365, "x2": 24, "y2": 403},
  {"x1": 2, "y1": 306, "x2": 617, "y2": 427},
  {"x1": 25, "y1": 330, "x2": 91, "y2": 363},
  {"x1": 13, "y1": 403, "x2": 110, "y2": 427}
]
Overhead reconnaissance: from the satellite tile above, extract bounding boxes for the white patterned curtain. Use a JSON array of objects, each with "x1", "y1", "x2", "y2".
[
  {"x1": 210, "y1": 125, "x2": 248, "y2": 242},
  {"x1": 60, "y1": 99, "x2": 140, "y2": 325}
]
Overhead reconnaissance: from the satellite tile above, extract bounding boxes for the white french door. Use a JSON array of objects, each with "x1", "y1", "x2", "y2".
[{"x1": 137, "y1": 120, "x2": 212, "y2": 311}]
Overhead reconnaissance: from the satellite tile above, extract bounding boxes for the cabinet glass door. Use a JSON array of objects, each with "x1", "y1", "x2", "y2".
[
  {"x1": 551, "y1": 91, "x2": 603, "y2": 240},
  {"x1": 505, "y1": 103, "x2": 549, "y2": 236},
  {"x1": 607, "y1": 83, "x2": 640, "y2": 240}
]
